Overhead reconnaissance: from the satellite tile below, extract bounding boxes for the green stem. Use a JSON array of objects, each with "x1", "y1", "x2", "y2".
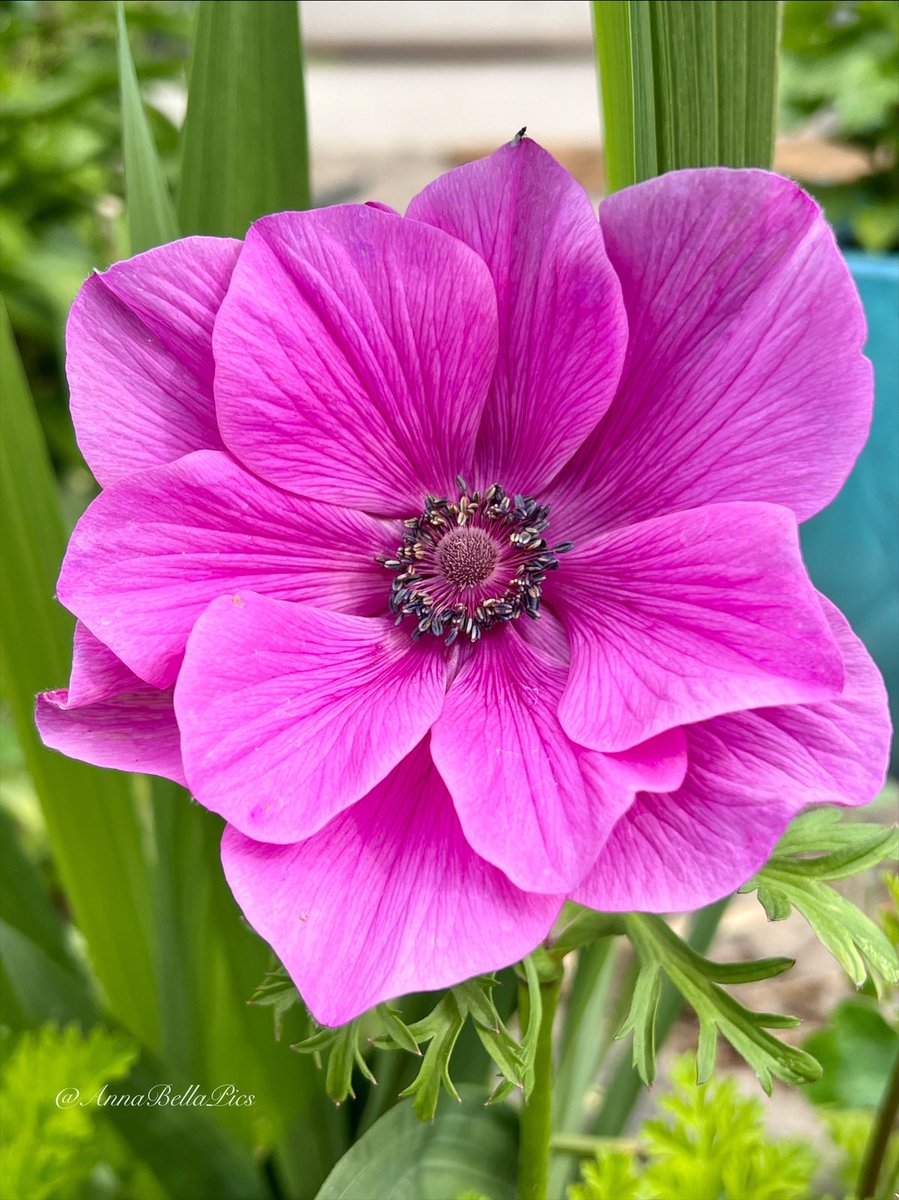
[
  {"x1": 857, "y1": 1048, "x2": 899, "y2": 1199},
  {"x1": 518, "y1": 973, "x2": 562, "y2": 1200},
  {"x1": 550, "y1": 1132, "x2": 639, "y2": 1157}
]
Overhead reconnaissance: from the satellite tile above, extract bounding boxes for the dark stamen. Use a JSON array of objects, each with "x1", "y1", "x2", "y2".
[{"x1": 376, "y1": 482, "x2": 570, "y2": 645}]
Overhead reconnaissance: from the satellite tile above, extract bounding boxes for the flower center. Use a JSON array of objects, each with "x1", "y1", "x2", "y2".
[
  {"x1": 378, "y1": 479, "x2": 572, "y2": 645},
  {"x1": 436, "y1": 527, "x2": 499, "y2": 588}
]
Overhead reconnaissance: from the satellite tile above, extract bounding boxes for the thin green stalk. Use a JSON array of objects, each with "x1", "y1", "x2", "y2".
[
  {"x1": 857, "y1": 1048, "x2": 899, "y2": 1199},
  {"x1": 518, "y1": 973, "x2": 562, "y2": 1200},
  {"x1": 550, "y1": 1133, "x2": 639, "y2": 1157}
]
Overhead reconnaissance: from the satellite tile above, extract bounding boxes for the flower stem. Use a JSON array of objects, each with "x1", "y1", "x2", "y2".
[
  {"x1": 857, "y1": 1047, "x2": 899, "y2": 1199},
  {"x1": 517, "y1": 970, "x2": 562, "y2": 1200}
]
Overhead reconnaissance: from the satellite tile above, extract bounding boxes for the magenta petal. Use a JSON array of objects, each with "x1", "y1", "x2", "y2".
[
  {"x1": 554, "y1": 502, "x2": 844, "y2": 752},
  {"x1": 175, "y1": 594, "x2": 447, "y2": 843},
  {"x1": 214, "y1": 205, "x2": 498, "y2": 513},
  {"x1": 36, "y1": 626, "x2": 184, "y2": 783},
  {"x1": 67, "y1": 622, "x2": 144, "y2": 706},
  {"x1": 57, "y1": 450, "x2": 393, "y2": 688},
  {"x1": 67, "y1": 237, "x2": 240, "y2": 486},
  {"x1": 407, "y1": 138, "x2": 627, "y2": 492},
  {"x1": 574, "y1": 598, "x2": 890, "y2": 912},
  {"x1": 430, "y1": 630, "x2": 641, "y2": 893},
  {"x1": 547, "y1": 168, "x2": 871, "y2": 537},
  {"x1": 221, "y1": 739, "x2": 562, "y2": 1026}
]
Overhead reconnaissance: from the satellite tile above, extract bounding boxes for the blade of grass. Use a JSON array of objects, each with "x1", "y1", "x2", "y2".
[
  {"x1": 592, "y1": 0, "x2": 658, "y2": 191},
  {"x1": 116, "y1": 0, "x2": 179, "y2": 252},
  {"x1": 592, "y1": 0, "x2": 781, "y2": 191},
  {"x1": 0, "y1": 305, "x2": 158, "y2": 1048},
  {"x1": 178, "y1": 0, "x2": 310, "y2": 238}
]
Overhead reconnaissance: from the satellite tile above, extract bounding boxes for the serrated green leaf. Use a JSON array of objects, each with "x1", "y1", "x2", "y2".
[
  {"x1": 768, "y1": 806, "x2": 898, "y2": 863},
  {"x1": 248, "y1": 970, "x2": 301, "y2": 1041},
  {"x1": 473, "y1": 1022, "x2": 524, "y2": 1088},
  {"x1": 375, "y1": 1005, "x2": 421, "y2": 1056},
  {"x1": 519, "y1": 953, "x2": 544, "y2": 1097},
  {"x1": 178, "y1": 0, "x2": 310, "y2": 239},
  {"x1": 617, "y1": 961, "x2": 662, "y2": 1086},
  {"x1": 454, "y1": 976, "x2": 503, "y2": 1030},
  {"x1": 116, "y1": 1, "x2": 179, "y2": 251},
  {"x1": 622, "y1": 915, "x2": 821, "y2": 1094},
  {"x1": 748, "y1": 868, "x2": 899, "y2": 990},
  {"x1": 594, "y1": 898, "x2": 729, "y2": 1141},
  {"x1": 400, "y1": 1002, "x2": 466, "y2": 1121},
  {"x1": 742, "y1": 809, "x2": 899, "y2": 991},
  {"x1": 766, "y1": 827, "x2": 899, "y2": 883}
]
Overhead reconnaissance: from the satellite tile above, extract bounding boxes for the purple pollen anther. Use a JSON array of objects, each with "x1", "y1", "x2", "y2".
[{"x1": 377, "y1": 482, "x2": 571, "y2": 644}]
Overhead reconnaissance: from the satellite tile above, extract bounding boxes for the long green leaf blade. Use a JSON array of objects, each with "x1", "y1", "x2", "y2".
[
  {"x1": 593, "y1": 0, "x2": 659, "y2": 191},
  {"x1": 178, "y1": 0, "x2": 310, "y2": 238},
  {"x1": 593, "y1": 0, "x2": 781, "y2": 189},
  {"x1": 116, "y1": 0, "x2": 179, "y2": 251},
  {"x1": 0, "y1": 305, "x2": 158, "y2": 1047}
]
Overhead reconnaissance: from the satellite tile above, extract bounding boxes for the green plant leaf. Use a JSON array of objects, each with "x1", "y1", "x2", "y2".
[
  {"x1": 314, "y1": 1085, "x2": 518, "y2": 1200},
  {"x1": 0, "y1": 1023, "x2": 139, "y2": 1200},
  {"x1": 0, "y1": 920, "x2": 272, "y2": 1200},
  {"x1": 741, "y1": 809, "x2": 899, "y2": 991},
  {"x1": 551, "y1": 905, "x2": 625, "y2": 956},
  {"x1": 0, "y1": 304, "x2": 158, "y2": 1048},
  {"x1": 178, "y1": 0, "x2": 310, "y2": 238},
  {"x1": 620, "y1": 914, "x2": 820, "y2": 1094},
  {"x1": 804, "y1": 997, "x2": 899, "y2": 1110},
  {"x1": 116, "y1": 0, "x2": 179, "y2": 252},
  {"x1": 592, "y1": 0, "x2": 781, "y2": 191},
  {"x1": 592, "y1": 0, "x2": 658, "y2": 192},
  {"x1": 594, "y1": 898, "x2": 729, "y2": 1139},
  {"x1": 0, "y1": 807, "x2": 79, "y2": 979}
]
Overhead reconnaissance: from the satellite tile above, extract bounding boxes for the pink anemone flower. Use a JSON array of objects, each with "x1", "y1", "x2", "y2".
[{"x1": 37, "y1": 138, "x2": 891, "y2": 1026}]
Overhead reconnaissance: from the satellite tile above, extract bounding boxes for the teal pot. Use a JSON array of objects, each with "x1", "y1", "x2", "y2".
[{"x1": 801, "y1": 252, "x2": 899, "y2": 774}]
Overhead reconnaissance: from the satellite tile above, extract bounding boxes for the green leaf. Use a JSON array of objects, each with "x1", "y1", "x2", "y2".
[
  {"x1": 314, "y1": 1085, "x2": 518, "y2": 1200},
  {"x1": 621, "y1": 914, "x2": 821, "y2": 1094},
  {"x1": 804, "y1": 997, "x2": 899, "y2": 1110},
  {"x1": 550, "y1": 904, "x2": 625, "y2": 956},
  {"x1": 592, "y1": 0, "x2": 781, "y2": 190},
  {"x1": 594, "y1": 898, "x2": 729, "y2": 1138},
  {"x1": 617, "y1": 960, "x2": 662, "y2": 1086},
  {"x1": 0, "y1": 304, "x2": 158, "y2": 1048},
  {"x1": 178, "y1": 0, "x2": 310, "y2": 238},
  {"x1": 0, "y1": 807, "x2": 79, "y2": 979},
  {"x1": 0, "y1": 920, "x2": 272, "y2": 1200},
  {"x1": 592, "y1": 0, "x2": 657, "y2": 192},
  {"x1": 0, "y1": 1023, "x2": 139, "y2": 1200},
  {"x1": 249, "y1": 965, "x2": 302, "y2": 1042},
  {"x1": 116, "y1": 0, "x2": 179, "y2": 252},
  {"x1": 741, "y1": 809, "x2": 899, "y2": 991}
]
